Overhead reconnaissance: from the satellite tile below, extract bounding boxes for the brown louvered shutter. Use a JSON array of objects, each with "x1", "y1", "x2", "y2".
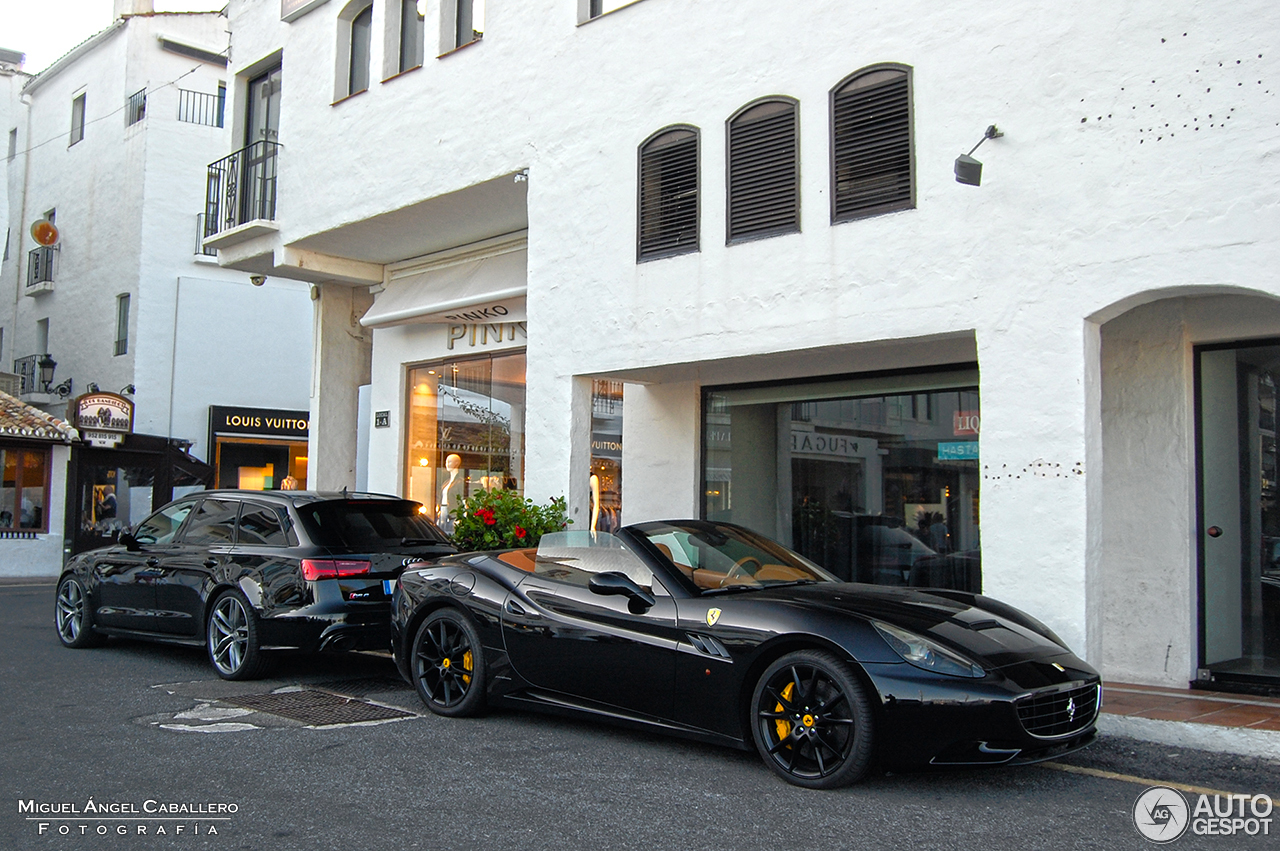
[
  {"x1": 727, "y1": 99, "x2": 798, "y2": 243},
  {"x1": 638, "y1": 128, "x2": 699, "y2": 261},
  {"x1": 831, "y1": 68, "x2": 913, "y2": 222}
]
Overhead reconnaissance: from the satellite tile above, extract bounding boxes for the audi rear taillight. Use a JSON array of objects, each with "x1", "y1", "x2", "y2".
[{"x1": 301, "y1": 559, "x2": 372, "y2": 580}]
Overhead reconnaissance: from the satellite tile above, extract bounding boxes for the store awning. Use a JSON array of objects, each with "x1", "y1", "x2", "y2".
[{"x1": 361, "y1": 245, "x2": 527, "y2": 329}]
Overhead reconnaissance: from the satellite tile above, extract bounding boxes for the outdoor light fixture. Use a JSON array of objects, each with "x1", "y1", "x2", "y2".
[
  {"x1": 51, "y1": 379, "x2": 73, "y2": 398},
  {"x1": 86, "y1": 382, "x2": 100, "y2": 393},
  {"x1": 955, "y1": 124, "x2": 1003, "y2": 186},
  {"x1": 120, "y1": 384, "x2": 136, "y2": 395},
  {"x1": 38, "y1": 355, "x2": 56, "y2": 390},
  {"x1": 249, "y1": 274, "x2": 266, "y2": 286}
]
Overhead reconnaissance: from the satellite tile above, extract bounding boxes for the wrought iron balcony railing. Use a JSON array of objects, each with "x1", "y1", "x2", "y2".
[
  {"x1": 178, "y1": 88, "x2": 225, "y2": 127},
  {"x1": 12, "y1": 354, "x2": 46, "y2": 394},
  {"x1": 204, "y1": 140, "x2": 280, "y2": 238},
  {"x1": 27, "y1": 246, "x2": 56, "y2": 288},
  {"x1": 195, "y1": 213, "x2": 218, "y2": 256}
]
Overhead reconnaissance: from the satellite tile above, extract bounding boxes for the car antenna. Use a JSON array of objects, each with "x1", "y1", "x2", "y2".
[{"x1": 342, "y1": 486, "x2": 348, "y2": 498}]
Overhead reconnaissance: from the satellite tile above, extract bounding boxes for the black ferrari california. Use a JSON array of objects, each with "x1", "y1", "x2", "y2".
[{"x1": 391, "y1": 520, "x2": 1100, "y2": 789}]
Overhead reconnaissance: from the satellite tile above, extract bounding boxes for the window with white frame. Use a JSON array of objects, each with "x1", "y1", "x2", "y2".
[
  {"x1": 442, "y1": 0, "x2": 484, "y2": 53},
  {"x1": 70, "y1": 94, "x2": 86, "y2": 145},
  {"x1": 336, "y1": 1, "x2": 374, "y2": 100},
  {"x1": 390, "y1": 0, "x2": 425, "y2": 74},
  {"x1": 114, "y1": 294, "x2": 130, "y2": 357}
]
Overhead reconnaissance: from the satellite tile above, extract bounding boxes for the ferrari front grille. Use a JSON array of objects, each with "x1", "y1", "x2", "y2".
[{"x1": 1015, "y1": 682, "x2": 1099, "y2": 739}]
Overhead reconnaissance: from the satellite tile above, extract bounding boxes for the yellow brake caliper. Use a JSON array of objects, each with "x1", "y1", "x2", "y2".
[
  {"x1": 774, "y1": 681, "x2": 795, "y2": 740},
  {"x1": 462, "y1": 650, "x2": 473, "y2": 685}
]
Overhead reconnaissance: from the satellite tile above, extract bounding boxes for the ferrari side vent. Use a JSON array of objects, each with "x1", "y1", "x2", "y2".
[
  {"x1": 1015, "y1": 682, "x2": 1099, "y2": 739},
  {"x1": 686, "y1": 633, "x2": 732, "y2": 660}
]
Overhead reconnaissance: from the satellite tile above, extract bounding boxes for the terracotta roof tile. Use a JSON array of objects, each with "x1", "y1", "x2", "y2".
[{"x1": 0, "y1": 391, "x2": 78, "y2": 443}]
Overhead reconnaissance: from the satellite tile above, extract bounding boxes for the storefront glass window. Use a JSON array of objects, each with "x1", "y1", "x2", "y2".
[
  {"x1": 703, "y1": 370, "x2": 981, "y2": 591},
  {"x1": 0, "y1": 446, "x2": 50, "y2": 531},
  {"x1": 406, "y1": 351, "x2": 526, "y2": 532},
  {"x1": 213, "y1": 438, "x2": 308, "y2": 490},
  {"x1": 590, "y1": 379, "x2": 623, "y2": 532}
]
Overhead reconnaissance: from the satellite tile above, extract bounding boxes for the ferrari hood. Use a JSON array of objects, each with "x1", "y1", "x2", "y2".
[{"x1": 745, "y1": 583, "x2": 1077, "y2": 670}]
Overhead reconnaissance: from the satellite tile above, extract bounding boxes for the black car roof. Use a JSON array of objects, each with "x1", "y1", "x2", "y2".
[{"x1": 184, "y1": 490, "x2": 413, "y2": 507}]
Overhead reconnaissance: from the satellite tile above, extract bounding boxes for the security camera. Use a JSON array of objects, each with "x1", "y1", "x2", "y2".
[{"x1": 249, "y1": 275, "x2": 266, "y2": 286}]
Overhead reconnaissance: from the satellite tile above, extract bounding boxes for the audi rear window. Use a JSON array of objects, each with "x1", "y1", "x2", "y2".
[{"x1": 300, "y1": 501, "x2": 449, "y2": 548}]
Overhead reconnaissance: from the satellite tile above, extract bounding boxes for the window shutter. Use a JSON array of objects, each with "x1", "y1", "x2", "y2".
[
  {"x1": 831, "y1": 69, "x2": 913, "y2": 222},
  {"x1": 727, "y1": 100, "x2": 798, "y2": 243},
  {"x1": 638, "y1": 128, "x2": 699, "y2": 260}
]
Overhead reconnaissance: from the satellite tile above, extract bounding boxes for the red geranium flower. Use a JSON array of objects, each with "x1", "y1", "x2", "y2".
[
  {"x1": 514, "y1": 525, "x2": 527, "y2": 539},
  {"x1": 474, "y1": 508, "x2": 496, "y2": 525}
]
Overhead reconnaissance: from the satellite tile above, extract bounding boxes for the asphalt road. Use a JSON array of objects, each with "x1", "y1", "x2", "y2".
[{"x1": 2, "y1": 581, "x2": 1277, "y2": 851}]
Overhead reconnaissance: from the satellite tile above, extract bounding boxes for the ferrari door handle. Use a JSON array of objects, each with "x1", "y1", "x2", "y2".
[{"x1": 202, "y1": 558, "x2": 218, "y2": 568}]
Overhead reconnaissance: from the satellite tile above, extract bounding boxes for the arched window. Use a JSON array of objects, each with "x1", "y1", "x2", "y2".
[
  {"x1": 830, "y1": 65, "x2": 913, "y2": 222},
  {"x1": 348, "y1": 4, "x2": 374, "y2": 95},
  {"x1": 637, "y1": 126, "x2": 699, "y2": 261},
  {"x1": 726, "y1": 98, "x2": 799, "y2": 243}
]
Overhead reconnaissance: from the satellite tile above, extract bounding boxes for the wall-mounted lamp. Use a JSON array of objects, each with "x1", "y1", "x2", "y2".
[
  {"x1": 249, "y1": 274, "x2": 266, "y2": 287},
  {"x1": 120, "y1": 384, "x2": 136, "y2": 395},
  {"x1": 50, "y1": 378, "x2": 73, "y2": 398},
  {"x1": 955, "y1": 124, "x2": 1003, "y2": 186},
  {"x1": 38, "y1": 355, "x2": 57, "y2": 390},
  {"x1": 86, "y1": 382, "x2": 100, "y2": 393}
]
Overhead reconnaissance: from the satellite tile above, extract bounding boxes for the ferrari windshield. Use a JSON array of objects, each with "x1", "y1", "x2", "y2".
[{"x1": 629, "y1": 521, "x2": 836, "y2": 594}]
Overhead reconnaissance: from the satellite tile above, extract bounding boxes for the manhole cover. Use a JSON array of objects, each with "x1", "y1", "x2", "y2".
[
  {"x1": 223, "y1": 690, "x2": 415, "y2": 726},
  {"x1": 312, "y1": 677, "x2": 412, "y2": 698}
]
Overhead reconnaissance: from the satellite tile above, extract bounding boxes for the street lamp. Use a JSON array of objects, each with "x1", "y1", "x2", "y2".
[{"x1": 38, "y1": 355, "x2": 56, "y2": 391}]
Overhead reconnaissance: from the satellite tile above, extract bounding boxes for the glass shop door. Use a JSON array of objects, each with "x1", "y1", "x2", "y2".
[{"x1": 1196, "y1": 341, "x2": 1280, "y2": 687}]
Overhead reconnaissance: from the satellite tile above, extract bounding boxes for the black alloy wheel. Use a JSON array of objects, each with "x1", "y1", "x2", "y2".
[
  {"x1": 55, "y1": 575, "x2": 102, "y2": 648},
  {"x1": 206, "y1": 590, "x2": 267, "y2": 680},
  {"x1": 412, "y1": 608, "x2": 487, "y2": 717},
  {"x1": 750, "y1": 649, "x2": 875, "y2": 789}
]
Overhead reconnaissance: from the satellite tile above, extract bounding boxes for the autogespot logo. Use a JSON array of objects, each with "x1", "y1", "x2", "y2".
[{"x1": 1133, "y1": 786, "x2": 1190, "y2": 843}]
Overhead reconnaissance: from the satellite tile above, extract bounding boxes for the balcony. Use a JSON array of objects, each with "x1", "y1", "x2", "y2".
[
  {"x1": 13, "y1": 354, "x2": 73, "y2": 402},
  {"x1": 177, "y1": 88, "x2": 225, "y2": 128},
  {"x1": 202, "y1": 140, "x2": 281, "y2": 251},
  {"x1": 26, "y1": 246, "x2": 56, "y2": 295},
  {"x1": 194, "y1": 213, "x2": 218, "y2": 258}
]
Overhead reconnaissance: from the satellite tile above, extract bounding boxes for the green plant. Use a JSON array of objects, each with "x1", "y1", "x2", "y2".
[{"x1": 449, "y1": 489, "x2": 570, "y2": 551}]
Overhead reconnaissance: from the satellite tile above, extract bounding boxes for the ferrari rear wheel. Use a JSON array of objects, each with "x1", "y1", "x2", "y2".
[
  {"x1": 750, "y1": 650, "x2": 874, "y2": 789},
  {"x1": 412, "y1": 608, "x2": 487, "y2": 717}
]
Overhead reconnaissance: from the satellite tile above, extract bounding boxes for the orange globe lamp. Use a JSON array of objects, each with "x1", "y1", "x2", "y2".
[{"x1": 31, "y1": 219, "x2": 59, "y2": 246}]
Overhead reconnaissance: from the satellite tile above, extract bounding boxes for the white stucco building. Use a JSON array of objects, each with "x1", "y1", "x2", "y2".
[
  {"x1": 0, "y1": 1, "x2": 313, "y2": 573},
  {"x1": 202, "y1": 0, "x2": 1280, "y2": 694}
]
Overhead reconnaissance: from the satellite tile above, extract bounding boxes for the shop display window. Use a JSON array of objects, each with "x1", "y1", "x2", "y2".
[
  {"x1": 0, "y1": 446, "x2": 51, "y2": 531},
  {"x1": 213, "y1": 438, "x2": 308, "y2": 490},
  {"x1": 703, "y1": 369, "x2": 981, "y2": 592},
  {"x1": 406, "y1": 351, "x2": 526, "y2": 532},
  {"x1": 590, "y1": 379, "x2": 623, "y2": 532}
]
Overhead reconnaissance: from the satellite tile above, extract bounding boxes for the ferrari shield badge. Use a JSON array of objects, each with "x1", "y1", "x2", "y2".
[{"x1": 706, "y1": 608, "x2": 722, "y2": 626}]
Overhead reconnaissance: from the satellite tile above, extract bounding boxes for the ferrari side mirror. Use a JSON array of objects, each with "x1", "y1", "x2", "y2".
[
  {"x1": 119, "y1": 531, "x2": 140, "y2": 552},
  {"x1": 589, "y1": 571, "x2": 656, "y2": 614}
]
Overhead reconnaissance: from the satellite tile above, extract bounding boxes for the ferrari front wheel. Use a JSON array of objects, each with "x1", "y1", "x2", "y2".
[
  {"x1": 750, "y1": 649, "x2": 874, "y2": 789},
  {"x1": 412, "y1": 608, "x2": 487, "y2": 717}
]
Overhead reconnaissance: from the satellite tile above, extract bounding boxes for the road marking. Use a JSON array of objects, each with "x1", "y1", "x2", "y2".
[
  {"x1": 1042, "y1": 761, "x2": 1275, "y2": 799},
  {"x1": 0, "y1": 583, "x2": 56, "y2": 589}
]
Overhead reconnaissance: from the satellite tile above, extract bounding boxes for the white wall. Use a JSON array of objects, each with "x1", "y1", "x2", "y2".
[{"x1": 218, "y1": 0, "x2": 1280, "y2": 671}]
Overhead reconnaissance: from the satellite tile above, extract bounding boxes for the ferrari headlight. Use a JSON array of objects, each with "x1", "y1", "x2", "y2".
[{"x1": 872, "y1": 621, "x2": 985, "y2": 679}]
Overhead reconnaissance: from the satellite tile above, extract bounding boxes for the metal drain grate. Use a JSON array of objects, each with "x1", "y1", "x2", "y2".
[
  {"x1": 312, "y1": 677, "x2": 412, "y2": 698},
  {"x1": 223, "y1": 690, "x2": 415, "y2": 726}
]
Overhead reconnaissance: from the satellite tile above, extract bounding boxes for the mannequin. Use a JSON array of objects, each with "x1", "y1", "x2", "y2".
[
  {"x1": 438, "y1": 454, "x2": 462, "y2": 526},
  {"x1": 590, "y1": 474, "x2": 601, "y2": 533}
]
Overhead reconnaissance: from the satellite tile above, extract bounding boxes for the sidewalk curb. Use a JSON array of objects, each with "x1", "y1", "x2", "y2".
[{"x1": 1099, "y1": 713, "x2": 1280, "y2": 760}]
